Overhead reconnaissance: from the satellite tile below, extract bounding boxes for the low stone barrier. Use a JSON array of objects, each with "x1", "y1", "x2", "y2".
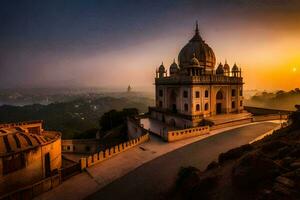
[
  {"x1": 252, "y1": 114, "x2": 288, "y2": 122},
  {"x1": 80, "y1": 133, "x2": 150, "y2": 169},
  {"x1": 210, "y1": 118, "x2": 253, "y2": 130},
  {"x1": 0, "y1": 174, "x2": 61, "y2": 200},
  {"x1": 167, "y1": 126, "x2": 209, "y2": 142}
]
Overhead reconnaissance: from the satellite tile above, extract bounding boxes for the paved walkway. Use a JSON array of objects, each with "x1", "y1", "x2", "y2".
[{"x1": 35, "y1": 121, "x2": 280, "y2": 200}]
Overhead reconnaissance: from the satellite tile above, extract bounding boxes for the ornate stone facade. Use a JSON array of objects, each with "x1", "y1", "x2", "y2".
[{"x1": 150, "y1": 22, "x2": 244, "y2": 128}]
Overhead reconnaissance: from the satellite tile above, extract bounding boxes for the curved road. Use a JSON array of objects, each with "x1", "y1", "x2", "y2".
[{"x1": 87, "y1": 122, "x2": 278, "y2": 200}]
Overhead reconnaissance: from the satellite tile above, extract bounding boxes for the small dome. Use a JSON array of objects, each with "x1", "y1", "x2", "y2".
[
  {"x1": 224, "y1": 60, "x2": 230, "y2": 71},
  {"x1": 216, "y1": 63, "x2": 224, "y2": 74},
  {"x1": 169, "y1": 59, "x2": 179, "y2": 75},
  {"x1": 158, "y1": 62, "x2": 165, "y2": 72},
  {"x1": 189, "y1": 54, "x2": 200, "y2": 67},
  {"x1": 232, "y1": 63, "x2": 239, "y2": 72}
]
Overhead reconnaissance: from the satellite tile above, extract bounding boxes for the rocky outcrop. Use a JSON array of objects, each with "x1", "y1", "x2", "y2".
[{"x1": 170, "y1": 105, "x2": 300, "y2": 200}]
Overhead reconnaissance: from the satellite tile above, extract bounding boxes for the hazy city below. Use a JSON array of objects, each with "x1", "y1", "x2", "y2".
[
  {"x1": 0, "y1": 86, "x2": 298, "y2": 140},
  {"x1": 0, "y1": 87, "x2": 298, "y2": 110}
]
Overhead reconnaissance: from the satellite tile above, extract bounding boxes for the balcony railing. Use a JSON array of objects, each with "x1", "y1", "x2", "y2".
[{"x1": 155, "y1": 75, "x2": 243, "y2": 85}]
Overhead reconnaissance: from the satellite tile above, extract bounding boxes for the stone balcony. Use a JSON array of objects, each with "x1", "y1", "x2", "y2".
[{"x1": 155, "y1": 75, "x2": 243, "y2": 85}]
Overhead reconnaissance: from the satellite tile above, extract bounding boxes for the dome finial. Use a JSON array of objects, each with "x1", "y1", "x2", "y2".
[
  {"x1": 225, "y1": 59, "x2": 227, "y2": 64},
  {"x1": 173, "y1": 58, "x2": 176, "y2": 63},
  {"x1": 195, "y1": 20, "x2": 199, "y2": 35}
]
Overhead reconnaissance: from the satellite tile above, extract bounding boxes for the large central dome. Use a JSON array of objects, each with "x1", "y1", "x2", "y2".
[{"x1": 178, "y1": 23, "x2": 216, "y2": 69}]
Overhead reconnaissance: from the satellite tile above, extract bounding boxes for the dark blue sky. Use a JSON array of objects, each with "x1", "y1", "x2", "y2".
[{"x1": 1, "y1": 0, "x2": 300, "y2": 90}]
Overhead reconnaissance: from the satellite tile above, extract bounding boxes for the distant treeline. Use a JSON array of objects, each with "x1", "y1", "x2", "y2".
[
  {"x1": 0, "y1": 95, "x2": 153, "y2": 139},
  {"x1": 245, "y1": 88, "x2": 300, "y2": 110}
]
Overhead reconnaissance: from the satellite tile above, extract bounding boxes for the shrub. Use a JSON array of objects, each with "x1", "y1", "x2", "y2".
[{"x1": 199, "y1": 119, "x2": 214, "y2": 127}]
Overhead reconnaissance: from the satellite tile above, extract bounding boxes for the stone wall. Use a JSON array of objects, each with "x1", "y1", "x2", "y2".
[
  {"x1": 210, "y1": 118, "x2": 252, "y2": 130},
  {"x1": 244, "y1": 106, "x2": 292, "y2": 116},
  {"x1": 167, "y1": 126, "x2": 209, "y2": 142},
  {"x1": 0, "y1": 173, "x2": 61, "y2": 200},
  {"x1": 62, "y1": 139, "x2": 100, "y2": 154},
  {"x1": 0, "y1": 132, "x2": 61, "y2": 196},
  {"x1": 127, "y1": 117, "x2": 145, "y2": 139},
  {"x1": 80, "y1": 134, "x2": 149, "y2": 169},
  {"x1": 252, "y1": 114, "x2": 288, "y2": 122}
]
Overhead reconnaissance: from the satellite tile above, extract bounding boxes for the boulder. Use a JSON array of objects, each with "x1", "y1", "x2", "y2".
[
  {"x1": 175, "y1": 166, "x2": 201, "y2": 195},
  {"x1": 276, "y1": 176, "x2": 295, "y2": 188},
  {"x1": 206, "y1": 161, "x2": 218, "y2": 171},
  {"x1": 290, "y1": 161, "x2": 300, "y2": 169},
  {"x1": 232, "y1": 152, "x2": 280, "y2": 189},
  {"x1": 273, "y1": 182, "x2": 294, "y2": 196},
  {"x1": 261, "y1": 140, "x2": 287, "y2": 153}
]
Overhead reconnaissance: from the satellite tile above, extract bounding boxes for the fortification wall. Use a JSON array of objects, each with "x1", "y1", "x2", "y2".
[
  {"x1": 244, "y1": 106, "x2": 292, "y2": 116},
  {"x1": 80, "y1": 134, "x2": 149, "y2": 169},
  {"x1": 252, "y1": 114, "x2": 288, "y2": 122},
  {"x1": 167, "y1": 126, "x2": 209, "y2": 142}
]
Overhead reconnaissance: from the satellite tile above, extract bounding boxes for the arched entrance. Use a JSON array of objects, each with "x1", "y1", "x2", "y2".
[
  {"x1": 169, "y1": 119, "x2": 176, "y2": 127},
  {"x1": 216, "y1": 90, "x2": 224, "y2": 114},
  {"x1": 169, "y1": 89, "x2": 177, "y2": 112}
]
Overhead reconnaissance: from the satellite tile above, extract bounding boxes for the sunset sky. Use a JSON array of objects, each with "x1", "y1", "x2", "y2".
[{"x1": 1, "y1": 0, "x2": 300, "y2": 91}]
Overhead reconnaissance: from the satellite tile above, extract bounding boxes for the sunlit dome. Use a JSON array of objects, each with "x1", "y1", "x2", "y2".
[{"x1": 178, "y1": 22, "x2": 216, "y2": 69}]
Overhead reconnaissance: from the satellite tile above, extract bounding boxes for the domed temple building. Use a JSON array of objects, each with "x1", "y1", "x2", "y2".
[
  {"x1": 150, "y1": 22, "x2": 244, "y2": 128},
  {"x1": 0, "y1": 121, "x2": 61, "y2": 196}
]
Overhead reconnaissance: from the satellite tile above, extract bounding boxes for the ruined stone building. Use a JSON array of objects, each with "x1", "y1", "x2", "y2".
[{"x1": 0, "y1": 121, "x2": 61, "y2": 196}]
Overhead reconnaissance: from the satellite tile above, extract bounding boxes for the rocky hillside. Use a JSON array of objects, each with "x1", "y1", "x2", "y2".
[{"x1": 170, "y1": 106, "x2": 300, "y2": 200}]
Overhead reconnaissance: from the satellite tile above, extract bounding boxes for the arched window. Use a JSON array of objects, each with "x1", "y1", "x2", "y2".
[
  {"x1": 159, "y1": 89, "x2": 163, "y2": 97},
  {"x1": 205, "y1": 90, "x2": 209, "y2": 98},
  {"x1": 232, "y1": 101, "x2": 236, "y2": 109},
  {"x1": 195, "y1": 91, "x2": 200, "y2": 98},
  {"x1": 184, "y1": 103, "x2": 188, "y2": 111},
  {"x1": 196, "y1": 104, "x2": 200, "y2": 111},
  {"x1": 232, "y1": 89, "x2": 236, "y2": 97},
  {"x1": 183, "y1": 91, "x2": 188, "y2": 98},
  {"x1": 216, "y1": 91, "x2": 223, "y2": 100},
  {"x1": 159, "y1": 101, "x2": 162, "y2": 107},
  {"x1": 205, "y1": 103, "x2": 209, "y2": 111}
]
